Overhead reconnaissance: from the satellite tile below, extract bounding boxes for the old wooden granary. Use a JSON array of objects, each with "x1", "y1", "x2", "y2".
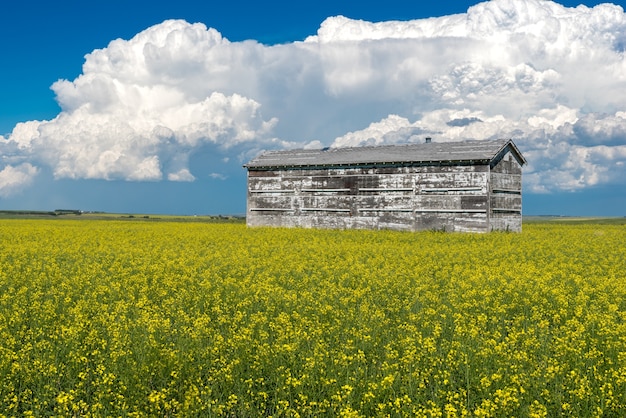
[{"x1": 243, "y1": 139, "x2": 526, "y2": 232}]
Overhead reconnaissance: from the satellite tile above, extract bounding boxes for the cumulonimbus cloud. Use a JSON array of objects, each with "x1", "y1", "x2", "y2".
[{"x1": 1, "y1": 0, "x2": 625, "y2": 197}]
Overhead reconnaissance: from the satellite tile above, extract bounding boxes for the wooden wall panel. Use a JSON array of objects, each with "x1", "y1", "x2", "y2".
[{"x1": 247, "y1": 160, "x2": 521, "y2": 232}]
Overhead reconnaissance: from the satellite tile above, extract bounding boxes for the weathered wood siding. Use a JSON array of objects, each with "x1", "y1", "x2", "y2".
[
  {"x1": 489, "y1": 151, "x2": 523, "y2": 232},
  {"x1": 246, "y1": 163, "x2": 511, "y2": 232}
]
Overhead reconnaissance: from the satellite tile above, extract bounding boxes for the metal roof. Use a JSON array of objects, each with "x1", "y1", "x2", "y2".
[{"x1": 244, "y1": 139, "x2": 526, "y2": 169}]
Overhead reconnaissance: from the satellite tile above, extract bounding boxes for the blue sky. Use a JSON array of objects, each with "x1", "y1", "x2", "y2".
[{"x1": 1, "y1": 0, "x2": 625, "y2": 216}]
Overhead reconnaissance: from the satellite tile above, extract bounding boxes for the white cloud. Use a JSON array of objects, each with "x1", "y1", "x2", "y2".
[
  {"x1": 332, "y1": 115, "x2": 426, "y2": 148},
  {"x1": 0, "y1": 163, "x2": 39, "y2": 197},
  {"x1": 4, "y1": 20, "x2": 280, "y2": 186},
  {"x1": 303, "y1": 140, "x2": 324, "y2": 150},
  {"x1": 208, "y1": 172, "x2": 227, "y2": 180},
  {"x1": 168, "y1": 168, "x2": 195, "y2": 182},
  {"x1": 2, "y1": 0, "x2": 626, "y2": 197}
]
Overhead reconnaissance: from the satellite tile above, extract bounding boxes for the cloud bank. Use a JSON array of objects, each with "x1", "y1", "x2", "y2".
[{"x1": 2, "y1": 0, "x2": 626, "y2": 196}]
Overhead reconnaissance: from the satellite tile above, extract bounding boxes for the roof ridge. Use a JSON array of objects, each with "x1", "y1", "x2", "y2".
[{"x1": 244, "y1": 139, "x2": 522, "y2": 168}]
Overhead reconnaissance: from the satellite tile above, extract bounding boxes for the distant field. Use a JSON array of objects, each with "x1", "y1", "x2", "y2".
[
  {"x1": 0, "y1": 210, "x2": 245, "y2": 223},
  {"x1": 1, "y1": 209, "x2": 624, "y2": 225},
  {"x1": 0, "y1": 219, "x2": 624, "y2": 416},
  {"x1": 524, "y1": 216, "x2": 626, "y2": 225}
]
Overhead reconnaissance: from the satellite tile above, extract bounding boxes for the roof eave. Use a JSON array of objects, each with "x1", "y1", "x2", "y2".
[{"x1": 244, "y1": 159, "x2": 492, "y2": 170}]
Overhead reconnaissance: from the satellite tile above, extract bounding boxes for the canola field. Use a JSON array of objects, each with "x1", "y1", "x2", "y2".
[{"x1": 0, "y1": 219, "x2": 625, "y2": 417}]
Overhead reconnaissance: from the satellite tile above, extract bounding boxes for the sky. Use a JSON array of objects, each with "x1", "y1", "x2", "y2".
[{"x1": 1, "y1": 0, "x2": 625, "y2": 216}]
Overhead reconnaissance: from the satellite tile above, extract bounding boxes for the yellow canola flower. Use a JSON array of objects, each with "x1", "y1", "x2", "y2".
[{"x1": 0, "y1": 219, "x2": 624, "y2": 416}]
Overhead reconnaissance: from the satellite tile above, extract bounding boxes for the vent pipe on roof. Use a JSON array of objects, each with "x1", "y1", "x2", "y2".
[{"x1": 425, "y1": 137, "x2": 432, "y2": 143}]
